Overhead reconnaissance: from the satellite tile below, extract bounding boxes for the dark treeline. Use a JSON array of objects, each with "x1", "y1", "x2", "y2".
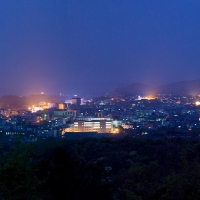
[{"x1": 1, "y1": 137, "x2": 200, "y2": 199}]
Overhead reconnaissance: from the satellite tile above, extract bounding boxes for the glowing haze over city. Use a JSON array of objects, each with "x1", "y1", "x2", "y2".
[{"x1": 1, "y1": 1, "x2": 200, "y2": 95}]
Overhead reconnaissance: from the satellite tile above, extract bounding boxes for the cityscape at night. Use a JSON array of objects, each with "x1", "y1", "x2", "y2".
[
  {"x1": 1, "y1": 0, "x2": 200, "y2": 199},
  {"x1": 2, "y1": 92, "x2": 200, "y2": 138}
]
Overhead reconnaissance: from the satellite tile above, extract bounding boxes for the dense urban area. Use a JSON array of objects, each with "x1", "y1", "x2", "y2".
[
  {"x1": 1, "y1": 93, "x2": 200, "y2": 141},
  {"x1": 1, "y1": 94, "x2": 200, "y2": 199}
]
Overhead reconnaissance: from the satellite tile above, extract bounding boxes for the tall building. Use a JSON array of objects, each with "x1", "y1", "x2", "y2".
[{"x1": 72, "y1": 97, "x2": 81, "y2": 106}]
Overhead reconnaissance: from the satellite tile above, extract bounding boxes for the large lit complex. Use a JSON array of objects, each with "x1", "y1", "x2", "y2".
[{"x1": 74, "y1": 120, "x2": 112, "y2": 133}]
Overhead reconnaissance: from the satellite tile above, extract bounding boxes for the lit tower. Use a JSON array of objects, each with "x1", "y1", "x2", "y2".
[{"x1": 72, "y1": 97, "x2": 81, "y2": 106}]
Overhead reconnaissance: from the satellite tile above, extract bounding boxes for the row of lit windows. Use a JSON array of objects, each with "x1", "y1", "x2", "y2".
[
  {"x1": 6, "y1": 132, "x2": 25, "y2": 135},
  {"x1": 77, "y1": 118, "x2": 112, "y2": 121},
  {"x1": 74, "y1": 125, "x2": 111, "y2": 128}
]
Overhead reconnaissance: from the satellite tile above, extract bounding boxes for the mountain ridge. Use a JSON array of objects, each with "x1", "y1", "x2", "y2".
[{"x1": 110, "y1": 79, "x2": 200, "y2": 96}]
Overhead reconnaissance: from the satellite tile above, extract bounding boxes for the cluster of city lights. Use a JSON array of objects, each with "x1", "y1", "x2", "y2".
[
  {"x1": 137, "y1": 96, "x2": 157, "y2": 100},
  {"x1": 195, "y1": 101, "x2": 200, "y2": 106}
]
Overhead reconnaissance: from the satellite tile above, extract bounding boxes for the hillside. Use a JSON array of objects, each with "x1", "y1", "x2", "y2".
[{"x1": 111, "y1": 79, "x2": 200, "y2": 96}]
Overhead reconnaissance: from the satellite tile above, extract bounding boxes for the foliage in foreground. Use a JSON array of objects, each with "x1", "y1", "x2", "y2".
[{"x1": 1, "y1": 137, "x2": 200, "y2": 199}]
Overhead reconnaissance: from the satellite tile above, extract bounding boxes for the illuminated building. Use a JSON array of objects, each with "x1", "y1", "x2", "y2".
[
  {"x1": 76, "y1": 117, "x2": 112, "y2": 121},
  {"x1": 58, "y1": 103, "x2": 65, "y2": 110},
  {"x1": 74, "y1": 120, "x2": 112, "y2": 133},
  {"x1": 96, "y1": 112, "x2": 103, "y2": 118},
  {"x1": 62, "y1": 126, "x2": 74, "y2": 134},
  {"x1": 48, "y1": 103, "x2": 57, "y2": 109},
  {"x1": 54, "y1": 118, "x2": 66, "y2": 126},
  {"x1": 195, "y1": 101, "x2": 200, "y2": 106},
  {"x1": 31, "y1": 102, "x2": 49, "y2": 112},
  {"x1": 72, "y1": 97, "x2": 81, "y2": 106},
  {"x1": 39, "y1": 102, "x2": 49, "y2": 110},
  {"x1": 6, "y1": 131, "x2": 25, "y2": 136},
  {"x1": 53, "y1": 110, "x2": 77, "y2": 118},
  {"x1": 121, "y1": 123, "x2": 133, "y2": 129},
  {"x1": 137, "y1": 96, "x2": 157, "y2": 100},
  {"x1": 112, "y1": 120, "x2": 122, "y2": 127},
  {"x1": 31, "y1": 105, "x2": 43, "y2": 113}
]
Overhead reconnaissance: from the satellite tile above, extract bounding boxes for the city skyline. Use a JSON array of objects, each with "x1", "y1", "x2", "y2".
[{"x1": 1, "y1": 0, "x2": 200, "y2": 95}]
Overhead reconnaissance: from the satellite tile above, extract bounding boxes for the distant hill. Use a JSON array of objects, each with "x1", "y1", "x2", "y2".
[
  {"x1": 157, "y1": 79, "x2": 200, "y2": 95},
  {"x1": 110, "y1": 79, "x2": 200, "y2": 96},
  {"x1": 111, "y1": 82, "x2": 155, "y2": 96}
]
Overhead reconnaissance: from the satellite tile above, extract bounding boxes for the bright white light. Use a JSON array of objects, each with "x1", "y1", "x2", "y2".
[{"x1": 195, "y1": 101, "x2": 200, "y2": 106}]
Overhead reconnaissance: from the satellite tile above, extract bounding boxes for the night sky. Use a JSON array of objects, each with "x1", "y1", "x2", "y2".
[{"x1": 1, "y1": 0, "x2": 200, "y2": 95}]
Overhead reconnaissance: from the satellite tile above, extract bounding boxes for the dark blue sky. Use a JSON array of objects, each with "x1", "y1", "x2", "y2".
[{"x1": 1, "y1": 0, "x2": 200, "y2": 95}]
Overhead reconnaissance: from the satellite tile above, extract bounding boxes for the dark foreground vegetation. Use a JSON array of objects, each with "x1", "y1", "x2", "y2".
[{"x1": 1, "y1": 137, "x2": 200, "y2": 199}]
